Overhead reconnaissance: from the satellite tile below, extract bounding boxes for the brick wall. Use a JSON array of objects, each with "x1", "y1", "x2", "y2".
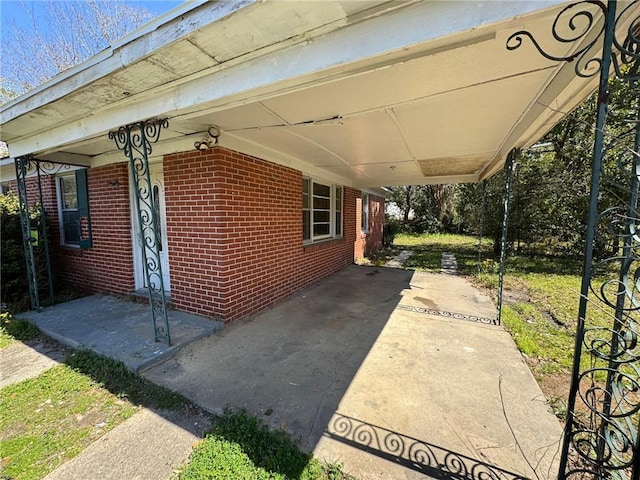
[
  {"x1": 365, "y1": 195, "x2": 385, "y2": 256},
  {"x1": 164, "y1": 147, "x2": 360, "y2": 322},
  {"x1": 7, "y1": 175, "x2": 57, "y2": 215},
  {"x1": 55, "y1": 163, "x2": 134, "y2": 294},
  {"x1": 6, "y1": 163, "x2": 134, "y2": 296},
  {"x1": 6, "y1": 149, "x2": 385, "y2": 322},
  {"x1": 354, "y1": 193, "x2": 385, "y2": 259}
]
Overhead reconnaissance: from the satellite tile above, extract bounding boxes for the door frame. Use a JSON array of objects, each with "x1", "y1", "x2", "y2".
[{"x1": 130, "y1": 159, "x2": 171, "y2": 292}]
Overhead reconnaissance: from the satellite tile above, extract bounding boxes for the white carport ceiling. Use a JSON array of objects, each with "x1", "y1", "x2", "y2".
[{"x1": 2, "y1": 0, "x2": 636, "y2": 188}]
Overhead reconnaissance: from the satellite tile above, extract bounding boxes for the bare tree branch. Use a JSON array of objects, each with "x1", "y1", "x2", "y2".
[{"x1": 0, "y1": 0, "x2": 154, "y2": 104}]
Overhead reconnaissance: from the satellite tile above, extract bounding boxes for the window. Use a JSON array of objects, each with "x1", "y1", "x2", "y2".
[
  {"x1": 361, "y1": 193, "x2": 369, "y2": 232},
  {"x1": 57, "y1": 170, "x2": 92, "y2": 248},
  {"x1": 302, "y1": 177, "x2": 343, "y2": 243},
  {"x1": 335, "y1": 186, "x2": 342, "y2": 237}
]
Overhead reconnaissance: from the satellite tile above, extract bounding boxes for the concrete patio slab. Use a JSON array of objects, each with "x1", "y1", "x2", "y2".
[
  {"x1": 143, "y1": 265, "x2": 563, "y2": 479},
  {"x1": 17, "y1": 295, "x2": 224, "y2": 372}
]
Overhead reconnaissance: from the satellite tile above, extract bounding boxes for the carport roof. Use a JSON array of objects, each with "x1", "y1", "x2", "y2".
[{"x1": 1, "y1": 0, "x2": 636, "y2": 188}]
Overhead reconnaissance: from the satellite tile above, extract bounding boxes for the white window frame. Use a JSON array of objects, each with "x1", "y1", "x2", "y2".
[
  {"x1": 303, "y1": 176, "x2": 343, "y2": 244},
  {"x1": 361, "y1": 193, "x2": 370, "y2": 233}
]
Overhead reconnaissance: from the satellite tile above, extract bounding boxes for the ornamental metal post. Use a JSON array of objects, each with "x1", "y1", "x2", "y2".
[
  {"x1": 507, "y1": 1, "x2": 640, "y2": 477},
  {"x1": 496, "y1": 149, "x2": 517, "y2": 325},
  {"x1": 14, "y1": 155, "x2": 40, "y2": 311},
  {"x1": 35, "y1": 160, "x2": 55, "y2": 306},
  {"x1": 109, "y1": 119, "x2": 171, "y2": 345},
  {"x1": 599, "y1": 79, "x2": 639, "y2": 479},
  {"x1": 477, "y1": 179, "x2": 487, "y2": 274}
]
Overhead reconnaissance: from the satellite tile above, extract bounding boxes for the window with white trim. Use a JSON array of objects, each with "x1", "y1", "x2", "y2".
[
  {"x1": 361, "y1": 193, "x2": 369, "y2": 232},
  {"x1": 56, "y1": 170, "x2": 93, "y2": 248},
  {"x1": 302, "y1": 177, "x2": 343, "y2": 243}
]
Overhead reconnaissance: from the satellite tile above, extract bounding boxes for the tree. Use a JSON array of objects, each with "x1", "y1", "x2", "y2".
[
  {"x1": 1, "y1": 1, "x2": 155, "y2": 104},
  {"x1": 423, "y1": 184, "x2": 457, "y2": 231},
  {"x1": 386, "y1": 186, "x2": 426, "y2": 222},
  {"x1": 386, "y1": 184, "x2": 459, "y2": 233},
  {"x1": 455, "y1": 74, "x2": 636, "y2": 258}
]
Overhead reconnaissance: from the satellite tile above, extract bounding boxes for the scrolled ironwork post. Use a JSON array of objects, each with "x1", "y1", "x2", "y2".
[
  {"x1": 34, "y1": 160, "x2": 54, "y2": 306},
  {"x1": 507, "y1": 1, "x2": 640, "y2": 477},
  {"x1": 496, "y1": 150, "x2": 517, "y2": 325},
  {"x1": 109, "y1": 119, "x2": 171, "y2": 345},
  {"x1": 14, "y1": 155, "x2": 40, "y2": 311},
  {"x1": 477, "y1": 179, "x2": 487, "y2": 275}
]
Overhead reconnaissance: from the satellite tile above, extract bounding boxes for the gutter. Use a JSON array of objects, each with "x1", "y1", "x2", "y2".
[{"x1": 0, "y1": 0, "x2": 252, "y2": 120}]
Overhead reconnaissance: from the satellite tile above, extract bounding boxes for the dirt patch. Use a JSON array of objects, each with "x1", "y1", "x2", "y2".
[
  {"x1": 533, "y1": 368, "x2": 571, "y2": 420},
  {"x1": 502, "y1": 288, "x2": 530, "y2": 305}
]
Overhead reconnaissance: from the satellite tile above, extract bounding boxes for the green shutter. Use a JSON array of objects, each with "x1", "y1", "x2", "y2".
[{"x1": 75, "y1": 169, "x2": 93, "y2": 249}]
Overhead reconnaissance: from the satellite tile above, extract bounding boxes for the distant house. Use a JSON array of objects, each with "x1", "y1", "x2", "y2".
[{"x1": 0, "y1": 0, "x2": 623, "y2": 323}]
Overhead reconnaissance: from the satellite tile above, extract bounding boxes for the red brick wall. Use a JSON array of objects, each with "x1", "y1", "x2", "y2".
[
  {"x1": 6, "y1": 164, "x2": 134, "y2": 295},
  {"x1": 164, "y1": 147, "x2": 359, "y2": 322},
  {"x1": 7, "y1": 175, "x2": 57, "y2": 215},
  {"x1": 354, "y1": 193, "x2": 385, "y2": 259},
  {"x1": 56, "y1": 163, "x2": 134, "y2": 294},
  {"x1": 6, "y1": 150, "x2": 385, "y2": 322},
  {"x1": 366, "y1": 195, "x2": 385, "y2": 256}
]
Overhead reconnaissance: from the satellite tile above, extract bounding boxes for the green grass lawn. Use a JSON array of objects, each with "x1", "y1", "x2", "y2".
[
  {"x1": 0, "y1": 364, "x2": 137, "y2": 480},
  {"x1": 0, "y1": 316, "x2": 187, "y2": 480},
  {"x1": 178, "y1": 410, "x2": 351, "y2": 480}
]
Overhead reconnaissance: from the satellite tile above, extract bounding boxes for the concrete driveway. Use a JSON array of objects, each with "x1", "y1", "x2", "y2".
[{"x1": 143, "y1": 265, "x2": 563, "y2": 479}]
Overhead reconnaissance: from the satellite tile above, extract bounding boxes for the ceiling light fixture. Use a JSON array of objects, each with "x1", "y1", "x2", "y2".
[{"x1": 194, "y1": 126, "x2": 221, "y2": 151}]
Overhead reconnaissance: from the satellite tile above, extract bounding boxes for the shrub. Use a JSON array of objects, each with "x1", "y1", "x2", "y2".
[
  {"x1": 0, "y1": 312, "x2": 40, "y2": 341},
  {"x1": 383, "y1": 217, "x2": 400, "y2": 246},
  {"x1": 0, "y1": 192, "x2": 50, "y2": 311},
  {"x1": 399, "y1": 215, "x2": 440, "y2": 234}
]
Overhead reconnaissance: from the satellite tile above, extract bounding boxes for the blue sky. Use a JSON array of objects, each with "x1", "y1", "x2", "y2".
[
  {"x1": 1, "y1": 1, "x2": 185, "y2": 30},
  {"x1": 0, "y1": 0, "x2": 187, "y2": 95}
]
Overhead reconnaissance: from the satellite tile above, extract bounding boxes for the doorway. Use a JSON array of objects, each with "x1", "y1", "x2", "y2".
[{"x1": 131, "y1": 161, "x2": 171, "y2": 292}]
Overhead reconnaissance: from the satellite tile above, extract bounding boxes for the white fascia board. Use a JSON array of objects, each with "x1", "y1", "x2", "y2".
[
  {"x1": 91, "y1": 130, "x2": 358, "y2": 188},
  {"x1": 360, "y1": 187, "x2": 388, "y2": 198},
  {"x1": 220, "y1": 132, "x2": 356, "y2": 188},
  {"x1": 0, "y1": 0, "x2": 254, "y2": 123},
  {"x1": 6, "y1": 0, "x2": 565, "y2": 158},
  {"x1": 355, "y1": 174, "x2": 480, "y2": 188}
]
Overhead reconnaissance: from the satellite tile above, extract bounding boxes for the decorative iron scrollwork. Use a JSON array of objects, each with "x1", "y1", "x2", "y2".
[
  {"x1": 507, "y1": 1, "x2": 607, "y2": 77},
  {"x1": 13, "y1": 155, "x2": 78, "y2": 311},
  {"x1": 506, "y1": 0, "x2": 640, "y2": 480},
  {"x1": 612, "y1": 2, "x2": 640, "y2": 78},
  {"x1": 507, "y1": 1, "x2": 640, "y2": 478},
  {"x1": 563, "y1": 97, "x2": 639, "y2": 479},
  {"x1": 109, "y1": 118, "x2": 171, "y2": 345},
  {"x1": 14, "y1": 155, "x2": 40, "y2": 311},
  {"x1": 507, "y1": 1, "x2": 639, "y2": 79}
]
